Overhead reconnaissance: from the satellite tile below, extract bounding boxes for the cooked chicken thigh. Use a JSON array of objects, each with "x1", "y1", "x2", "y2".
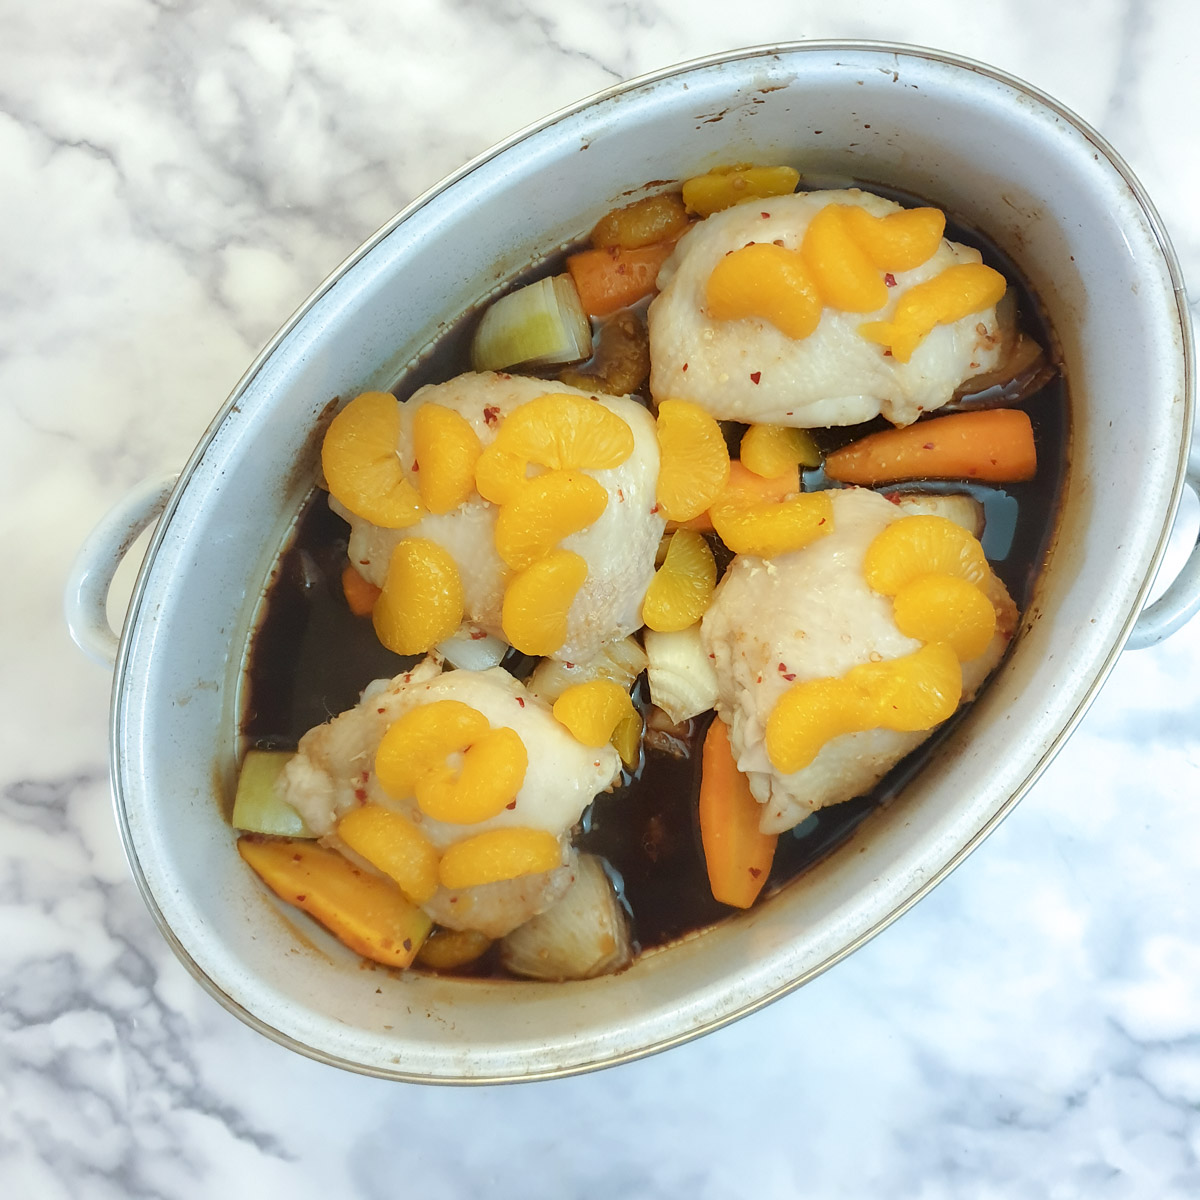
[
  {"x1": 278, "y1": 659, "x2": 622, "y2": 936},
  {"x1": 701, "y1": 488, "x2": 1016, "y2": 834},
  {"x1": 649, "y1": 189, "x2": 1003, "y2": 428},
  {"x1": 333, "y1": 372, "x2": 664, "y2": 665}
]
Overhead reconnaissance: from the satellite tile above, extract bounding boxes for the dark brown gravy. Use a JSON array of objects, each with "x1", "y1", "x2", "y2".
[{"x1": 241, "y1": 187, "x2": 1067, "y2": 966}]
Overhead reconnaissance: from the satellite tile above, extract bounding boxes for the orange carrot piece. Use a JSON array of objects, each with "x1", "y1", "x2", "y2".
[
  {"x1": 824, "y1": 408, "x2": 1037, "y2": 485},
  {"x1": 698, "y1": 718, "x2": 777, "y2": 909},
  {"x1": 342, "y1": 563, "x2": 382, "y2": 617},
  {"x1": 674, "y1": 460, "x2": 798, "y2": 534},
  {"x1": 567, "y1": 242, "x2": 674, "y2": 318}
]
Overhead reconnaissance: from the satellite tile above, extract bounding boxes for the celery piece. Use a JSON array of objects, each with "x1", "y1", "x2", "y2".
[
  {"x1": 231, "y1": 750, "x2": 312, "y2": 837},
  {"x1": 471, "y1": 275, "x2": 592, "y2": 372}
]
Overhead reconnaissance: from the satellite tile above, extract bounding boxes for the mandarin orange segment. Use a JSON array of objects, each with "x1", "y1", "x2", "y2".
[
  {"x1": 501, "y1": 549, "x2": 588, "y2": 656},
  {"x1": 375, "y1": 700, "x2": 490, "y2": 799},
  {"x1": 610, "y1": 708, "x2": 643, "y2": 768},
  {"x1": 765, "y1": 676, "x2": 868, "y2": 774},
  {"x1": 415, "y1": 726, "x2": 528, "y2": 825},
  {"x1": 372, "y1": 538, "x2": 464, "y2": 655},
  {"x1": 493, "y1": 469, "x2": 609, "y2": 570},
  {"x1": 863, "y1": 515, "x2": 989, "y2": 596},
  {"x1": 739, "y1": 424, "x2": 822, "y2": 477},
  {"x1": 710, "y1": 490, "x2": 833, "y2": 558},
  {"x1": 411, "y1": 402, "x2": 483, "y2": 514},
  {"x1": 505, "y1": 393, "x2": 635, "y2": 471},
  {"x1": 641, "y1": 528, "x2": 717, "y2": 632},
  {"x1": 764, "y1": 643, "x2": 964, "y2": 774},
  {"x1": 854, "y1": 643, "x2": 963, "y2": 732},
  {"x1": 800, "y1": 204, "x2": 890, "y2": 313},
  {"x1": 839, "y1": 204, "x2": 946, "y2": 272},
  {"x1": 475, "y1": 444, "x2": 530, "y2": 506},
  {"x1": 336, "y1": 804, "x2": 440, "y2": 904},
  {"x1": 438, "y1": 828, "x2": 563, "y2": 889},
  {"x1": 681, "y1": 164, "x2": 801, "y2": 217},
  {"x1": 415, "y1": 927, "x2": 494, "y2": 971},
  {"x1": 860, "y1": 262, "x2": 1007, "y2": 362},
  {"x1": 321, "y1": 391, "x2": 425, "y2": 529},
  {"x1": 892, "y1": 575, "x2": 997, "y2": 661},
  {"x1": 552, "y1": 679, "x2": 636, "y2": 747},
  {"x1": 705, "y1": 243, "x2": 823, "y2": 341},
  {"x1": 655, "y1": 398, "x2": 731, "y2": 522}
]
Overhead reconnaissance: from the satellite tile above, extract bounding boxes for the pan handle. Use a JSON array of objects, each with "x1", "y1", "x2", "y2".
[
  {"x1": 1127, "y1": 430, "x2": 1200, "y2": 650},
  {"x1": 64, "y1": 474, "x2": 179, "y2": 668}
]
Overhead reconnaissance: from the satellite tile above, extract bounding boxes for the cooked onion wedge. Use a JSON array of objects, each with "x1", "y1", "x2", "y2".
[
  {"x1": 499, "y1": 853, "x2": 632, "y2": 981},
  {"x1": 644, "y1": 625, "x2": 719, "y2": 724},
  {"x1": 471, "y1": 275, "x2": 593, "y2": 372}
]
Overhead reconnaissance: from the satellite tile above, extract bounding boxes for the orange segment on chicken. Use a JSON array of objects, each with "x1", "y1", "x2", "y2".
[
  {"x1": 705, "y1": 243, "x2": 823, "y2": 340},
  {"x1": 654, "y1": 398, "x2": 730, "y2": 522},
  {"x1": 641, "y1": 528, "x2": 716, "y2": 632},
  {"x1": 321, "y1": 391, "x2": 424, "y2": 528},
  {"x1": 710, "y1": 490, "x2": 834, "y2": 558},
  {"x1": 438, "y1": 827, "x2": 563, "y2": 889},
  {"x1": 838, "y1": 203, "x2": 946, "y2": 272},
  {"x1": 375, "y1": 699, "x2": 489, "y2": 799},
  {"x1": 336, "y1": 804, "x2": 440, "y2": 904},
  {"x1": 800, "y1": 204, "x2": 890, "y2": 313},
  {"x1": 372, "y1": 538, "x2": 464, "y2": 655},
  {"x1": 415, "y1": 725, "x2": 528, "y2": 825},
  {"x1": 863, "y1": 514, "x2": 990, "y2": 595},
  {"x1": 860, "y1": 262, "x2": 1007, "y2": 362},
  {"x1": 891, "y1": 575, "x2": 997, "y2": 661},
  {"x1": 411, "y1": 402, "x2": 483, "y2": 514},
  {"x1": 493, "y1": 469, "x2": 609, "y2": 570},
  {"x1": 475, "y1": 392, "x2": 635, "y2": 505},
  {"x1": 501, "y1": 549, "x2": 589, "y2": 656}
]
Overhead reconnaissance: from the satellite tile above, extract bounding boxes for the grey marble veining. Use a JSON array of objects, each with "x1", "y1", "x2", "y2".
[{"x1": 5, "y1": 0, "x2": 1200, "y2": 1196}]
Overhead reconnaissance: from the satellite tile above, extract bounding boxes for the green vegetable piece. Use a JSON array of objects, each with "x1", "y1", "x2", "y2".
[{"x1": 231, "y1": 750, "x2": 312, "y2": 837}]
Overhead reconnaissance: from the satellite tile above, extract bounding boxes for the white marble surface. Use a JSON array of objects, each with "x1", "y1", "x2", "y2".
[{"x1": 5, "y1": 1, "x2": 1200, "y2": 1195}]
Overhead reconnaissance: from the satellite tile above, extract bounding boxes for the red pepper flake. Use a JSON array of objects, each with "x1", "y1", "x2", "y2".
[
  {"x1": 449, "y1": 895, "x2": 458, "y2": 903},
  {"x1": 564, "y1": 662, "x2": 575, "y2": 669},
  {"x1": 295, "y1": 893, "x2": 307, "y2": 902},
  {"x1": 292, "y1": 854, "x2": 303, "y2": 862},
  {"x1": 884, "y1": 272, "x2": 897, "y2": 287},
  {"x1": 354, "y1": 787, "x2": 367, "y2": 801},
  {"x1": 777, "y1": 662, "x2": 788, "y2": 674},
  {"x1": 886, "y1": 493, "x2": 902, "y2": 505},
  {"x1": 483, "y1": 405, "x2": 500, "y2": 426},
  {"x1": 750, "y1": 371, "x2": 761, "y2": 384},
  {"x1": 772, "y1": 238, "x2": 785, "y2": 247},
  {"x1": 650, "y1": 503, "x2": 660, "y2": 514},
  {"x1": 923, "y1": 442, "x2": 935, "y2": 450},
  {"x1": 883, "y1": 349, "x2": 893, "y2": 357},
  {"x1": 505, "y1": 800, "x2": 517, "y2": 810},
  {"x1": 781, "y1": 672, "x2": 796, "y2": 682},
  {"x1": 761, "y1": 211, "x2": 771, "y2": 218},
  {"x1": 470, "y1": 630, "x2": 487, "y2": 640},
  {"x1": 403, "y1": 938, "x2": 412, "y2": 952},
  {"x1": 411, "y1": 459, "x2": 419, "y2": 472},
  {"x1": 748, "y1": 868, "x2": 761, "y2": 879},
  {"x1": 681, "y1": 363, "x2": 688, "y2": 372},
  {"x1": 516, "y1": 697, "x2": 525, "y2": 708},
  {"x1": 358, "y1": 559, "x2": 370, "y2": 566},
  {"x1": 617, "y1": 487, "x2": 625, "y2": 502},
  {"x1": 377, "y1": 707, "x2": 386, "y2": 713}
]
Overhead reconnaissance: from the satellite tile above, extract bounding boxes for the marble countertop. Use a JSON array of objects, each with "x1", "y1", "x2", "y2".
[{"x1": 6, "y1": 1, "x2": 1200, "y2": 1195}]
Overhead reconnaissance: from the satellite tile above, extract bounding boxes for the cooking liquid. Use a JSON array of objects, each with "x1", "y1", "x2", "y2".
[{"x1": 241, "y1": 188, "x2": 1068, "y2": 967}]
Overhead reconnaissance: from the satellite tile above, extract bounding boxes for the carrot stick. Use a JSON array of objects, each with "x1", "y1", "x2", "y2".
[
  {"x1": 698, "y1": 718, "x2": 777, "y2": 909},
  {"x1": 566, "y1": 242, "x2": 674, "y2": 318},
  {"x1": 674, "y1": 460, "x2": 798, "y2": 534},
  {"x1": 341, "y1": 563, "x2": 382, "y2": 617},
  {"x1": 824, "y1": 408, "x2": 1037, "y2": 485}
]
